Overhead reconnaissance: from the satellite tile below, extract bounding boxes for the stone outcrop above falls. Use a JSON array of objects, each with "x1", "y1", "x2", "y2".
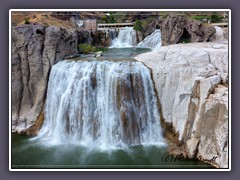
[
  {"x1": 11, "y1": 24, "x2": 78, "y2": 134},
  {"x1": 135, "y1": 42, "x2": 228, "y2": 168},
  {"x1": 136, "y1": 15, "x2": 216, "y2": 46},
  {"x1": 158, "y1": 15, "x2": 216, "y2": 46}
]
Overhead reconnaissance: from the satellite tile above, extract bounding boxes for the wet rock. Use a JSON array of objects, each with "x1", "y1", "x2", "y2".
[{"x1": 94, "y1": 51, "x2": 103, "y2": 57}]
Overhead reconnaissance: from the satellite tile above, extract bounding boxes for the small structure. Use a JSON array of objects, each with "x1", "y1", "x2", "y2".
[{"x1": 76, "y1": 19, "x2": 97, "y2": 33}]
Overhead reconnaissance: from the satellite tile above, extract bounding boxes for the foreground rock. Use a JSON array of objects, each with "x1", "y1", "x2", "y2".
[
  {"x1": 11, "y1": 24, "x2": 78, "y2": 134},
  {"x1": 135, "y1": 42, "x2": 228, "y2": 168}
]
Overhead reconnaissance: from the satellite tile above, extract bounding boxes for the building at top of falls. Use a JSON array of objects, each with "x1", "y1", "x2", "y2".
[{"x1": 36, "y1": 60, "x2": 166, "y2": 149}]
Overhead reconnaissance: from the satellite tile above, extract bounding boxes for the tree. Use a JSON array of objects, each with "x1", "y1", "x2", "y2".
[{"x1": 134, "y1": 20, "x2": 143, "y2": 32}]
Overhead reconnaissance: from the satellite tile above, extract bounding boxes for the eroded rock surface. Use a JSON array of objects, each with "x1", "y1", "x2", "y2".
[
  {"x1": 12, "y1": 24, "x2": 78, "y2": 134},
  {"x1": 158, "y1": 15, "x2": 216, "y2": 46},
  {"x1": 135, "y1": 42, "x2": 228, "y2": 168}
]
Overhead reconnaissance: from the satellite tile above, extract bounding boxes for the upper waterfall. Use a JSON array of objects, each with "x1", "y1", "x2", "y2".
[
  {"x1": 213, "y1": 26, "x2": 225, "y2": 42},
  {"x1": 137, "y1": 29, "x2": 162, "y2": 50},
  {"x1": 110, "y1": 27, "x2": 137, "y2": 48},
  {"x1": 37, "y1": 60, "x2": 165, "y2": 149}
]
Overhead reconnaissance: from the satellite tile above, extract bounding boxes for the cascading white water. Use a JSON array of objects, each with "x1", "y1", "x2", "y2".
[
  {"x1": 137, "y1": 29, "x2": 162, "y2": 50},
  {"x1": 76, "y1": 20, "x2": 84, "y2": 27},
  {"x1": 213, "y1": 26, "x2": 225, "y2": 42},
  {"x1": 106, "y1": 29, "x2": 118, "y2": 40},
  {"x1": 37, "y1": 60, "x2": 165, "y2": 149},
  {"x1": 110, "y1": 27, "x2": 137, "y2": 48}
]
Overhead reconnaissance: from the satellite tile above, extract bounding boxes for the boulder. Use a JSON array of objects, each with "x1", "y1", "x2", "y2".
[
  {"x1": 11, "y1": 24, "x2": 78, "y2": 134},
  {"x1": 94, "y1": 51, "x2": 103, "y2": 57},
  {"x1": 135, "y1": 42, "x2": 228, "y2": 168}
]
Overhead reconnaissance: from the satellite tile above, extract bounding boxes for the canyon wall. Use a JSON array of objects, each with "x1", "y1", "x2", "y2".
[
  {"x1": 135, "y1": 42, "x2": 228, "y2": 168},
  {"x1": 138, "y1": 15, "x2": 216, "y2": 46},
  {"x1": 11, "y1": 24, "x2": 78, "y2": 134}
]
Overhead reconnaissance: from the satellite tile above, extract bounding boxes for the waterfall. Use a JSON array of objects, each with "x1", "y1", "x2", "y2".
[
  {"x1": 107, "y1": 29, "x2": 118, "y2": 40},
  {"x1": 212, "y1": 26, "x2": 225, "y2": 42},
  {"x1": 137, "y1": 29, "x2": 162, "y2": 50},
  {"x1": 110, "y1": 27, "x2": 137, "y2": 48},
  {"x1": 37, "y1": 60, "x2": 165, "y2": 149},
  {"x1": 76, "y1": 19, "x2": 84, "y2": 27}
]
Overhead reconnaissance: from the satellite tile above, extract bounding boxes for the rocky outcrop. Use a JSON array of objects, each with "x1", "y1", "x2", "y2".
[
  {"x1": 92, "y1": 31, "x2": 112, "y2": 47},
  {"x1": 135, "y1": 42, "x2": 228, "y2": 168},
  {"x1": 11, "y1": 24, "x2": 78, "y2": 134},
  {"x1": 136, "y1": 15, "x2": 216, "y2": 47},
  {"x1": 77, "y1": 29, "x2": 92, "y2": 44},
  {"x1": 158, "y1": 15, "x2": 216, "y2": 45}
]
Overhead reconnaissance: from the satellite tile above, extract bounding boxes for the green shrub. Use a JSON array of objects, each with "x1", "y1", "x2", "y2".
[
  {"x1": 102, "y1": 12, "x2": 116, "y2": 23},
  {"x1": 191, "y1": 15, "x2": 211, "y2": 21},
  {"x1": 95, "y1": 47, "x2": 108, "y2": 52},
  {"x1": 44, "y1": 23, "x2": 49, "y2": 27},
  {"x1": 133, "y1": 20, "x2": 143, "y2": 31},
  {"x1": 191, "y1": 14, "x2": 224, "y2": 23},
  {"x1": 141, "y1": 17, "x2": 155, "y2": 30},
  {"x1": 77, "y1": 43, "x2": 109, "y2": 54},
  {"x1": 77, "y1": 43, "x2": 96, "y2": 54},
  {"x1": 24, "y1": 18, "x2": 30, "y2": 24},
  {"x1": 211, "y1": 14, "x2": 224, "y2": 23}
]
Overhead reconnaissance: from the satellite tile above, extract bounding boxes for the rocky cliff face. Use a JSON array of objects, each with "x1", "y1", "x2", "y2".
[
  {"x1": 11, "y1": 24, "x2": 78, "y2": 134},
  {"x1": 158, "y1": 15, "x2": 216, "y2": 46},
  {"x1": 135, "y1": 42, "x2": 228, "y2": 168},
  {"x1": 137, "y1": 15, "x2": 216, "y2": 46}
]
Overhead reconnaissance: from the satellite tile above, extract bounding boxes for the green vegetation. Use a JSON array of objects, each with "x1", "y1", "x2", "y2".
[
  {"x1": 191, "y1": 14, "x2": 224, "y2": 23},
  {"x1": 211, "y1": 14, "x2": 224, "y2": 23},
  {"x1": 133, "y1": 20, "x2": 143, "y2": 31},
  {"x1": 141, "y1": 17, "x2": 155, "y2": 31},
  {"x1": 95, "y1": 47, "x2": 108, "y2": 52},
  {"x1": 24, "y1": 18, "x2": 30, "y2": 24},
  {"x1": 77, "y1": 43, "x2": 95, "y2": 54},
  {"x1": 102, "y1": 12, "x2": 116, "y2": 23},
  {"x1": 113, "y1": 12, "x2": 128, "y2": 23},
  {"x1": 44, "y1": 23, "x2": 49, "y2": 27},
  {"x1": 77, "y1": 43, "x2": 108, "y2": 54}
]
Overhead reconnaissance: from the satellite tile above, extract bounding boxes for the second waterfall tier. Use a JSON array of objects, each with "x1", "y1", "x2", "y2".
[{"x1": 38, "y1": 60, "x2": 165, "y2": 149}]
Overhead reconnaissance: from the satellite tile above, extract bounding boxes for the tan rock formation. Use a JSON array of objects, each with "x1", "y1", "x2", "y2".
[{"x1": 135, "y1": 42, "x2": 229, "y2": 168}]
